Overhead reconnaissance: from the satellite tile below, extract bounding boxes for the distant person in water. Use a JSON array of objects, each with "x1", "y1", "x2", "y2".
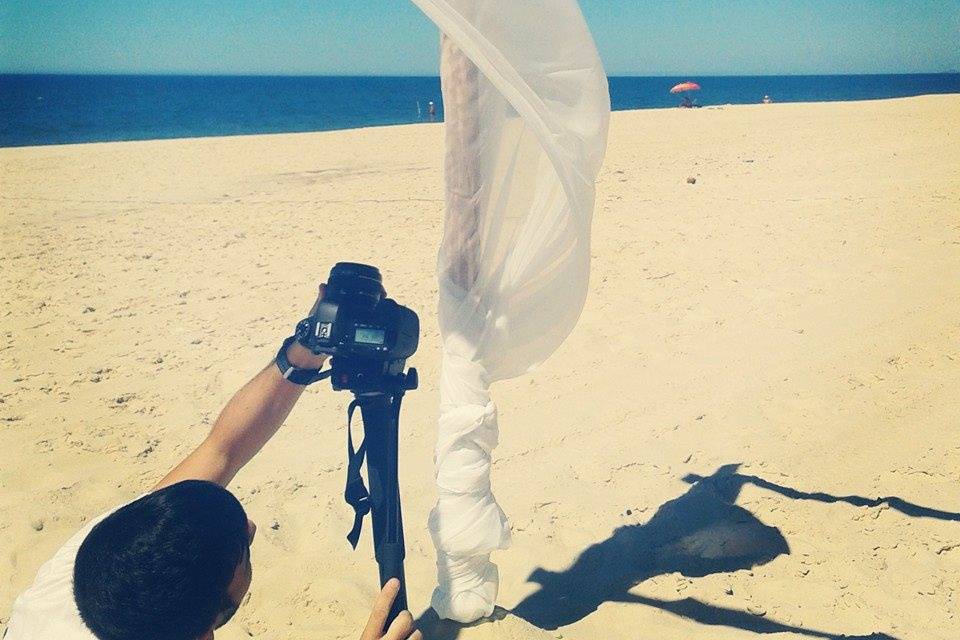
[
  {"x1": 427, "y1": 101, "x2": 436, "y2": 120},
  {"x1": 762, "y1": 94, "x2": 773, "y2": 104}
]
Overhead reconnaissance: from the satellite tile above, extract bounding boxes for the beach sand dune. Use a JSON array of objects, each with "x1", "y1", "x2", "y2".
[{"x1": 2, "y1": 95, "x2": 959, "y2": 639}]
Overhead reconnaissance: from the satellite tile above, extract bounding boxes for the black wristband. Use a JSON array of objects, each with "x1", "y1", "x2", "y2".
[{"x1": 275, "y1": 336, "x2": 327, "y2": 386}]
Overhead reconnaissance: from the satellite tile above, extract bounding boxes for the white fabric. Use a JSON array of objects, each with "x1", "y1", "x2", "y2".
[
  {"x1": 5, "y1": 506, "x2": 121, "y2": 639},
  {"x1": 409, "y1": 0, "x2": 610, "y2": 623}
]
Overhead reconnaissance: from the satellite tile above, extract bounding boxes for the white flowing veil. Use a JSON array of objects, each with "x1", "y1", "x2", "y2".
[{"x1": 409, "y1": 0, "x2": 610, "y2": 622}]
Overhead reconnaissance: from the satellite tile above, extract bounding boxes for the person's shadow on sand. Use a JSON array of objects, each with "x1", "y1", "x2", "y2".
[{"x1": 418, "y1": 463, "x2": 959, "y2": 639}]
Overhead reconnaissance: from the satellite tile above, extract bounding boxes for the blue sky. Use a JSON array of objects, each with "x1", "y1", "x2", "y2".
[{"x1": 2, "y1": 0, "x2": 958, "y2": 75}]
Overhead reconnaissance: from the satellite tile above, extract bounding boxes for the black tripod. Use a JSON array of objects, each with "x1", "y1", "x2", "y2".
[{"x1": 342, "y1": 368, "x2": 417, "y2": 626}]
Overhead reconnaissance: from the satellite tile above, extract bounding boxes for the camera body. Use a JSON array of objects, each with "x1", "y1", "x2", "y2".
[{"x1": 295, "y1": 263, "x2": 419, "y2": 393}]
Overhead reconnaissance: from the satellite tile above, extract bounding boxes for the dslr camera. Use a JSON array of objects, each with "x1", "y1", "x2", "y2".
[{"x1": 295, "y1": 262, "x2": 419, "y2": 393}]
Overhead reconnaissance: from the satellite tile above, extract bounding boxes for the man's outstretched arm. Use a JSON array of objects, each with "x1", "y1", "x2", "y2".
[{"x1": 156, "y1": 287, "x2": 326, "y2": 490}]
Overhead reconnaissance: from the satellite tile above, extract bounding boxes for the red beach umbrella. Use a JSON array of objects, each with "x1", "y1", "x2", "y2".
[{"x1": 670, "y1": 81, "x2": 701, "y2": 94}]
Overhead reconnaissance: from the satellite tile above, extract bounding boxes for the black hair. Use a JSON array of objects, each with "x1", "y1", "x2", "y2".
[{"x1": 74, "y1": 480, "x2": 249, "y2": 640}]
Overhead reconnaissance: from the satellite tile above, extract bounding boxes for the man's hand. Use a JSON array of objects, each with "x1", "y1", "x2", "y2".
[
  {"x1": 361, "y1": 579, "x2": 422, "y2": 640},
  {"x1": 287, "y1": 284, "x2": 329, "y2": 369}
]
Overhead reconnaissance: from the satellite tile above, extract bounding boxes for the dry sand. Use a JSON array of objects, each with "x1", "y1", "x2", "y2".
[{"x1": 1, "y1": 95, "x2": 959, "y2": 639}]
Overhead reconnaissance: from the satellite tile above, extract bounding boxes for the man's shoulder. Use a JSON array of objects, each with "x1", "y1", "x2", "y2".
[{"x1": 5, "y1": 500, "x2": 133, "y2": 640}]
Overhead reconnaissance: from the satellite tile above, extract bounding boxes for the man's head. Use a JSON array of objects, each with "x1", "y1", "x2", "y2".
[{"x1": 74, "y1": 480, "x2": 256, "y2": 640}]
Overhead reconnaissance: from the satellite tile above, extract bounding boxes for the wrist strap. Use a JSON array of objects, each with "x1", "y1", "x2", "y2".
[{"x1": 275, "y1": 336, "x2": 331, "y2": 386}]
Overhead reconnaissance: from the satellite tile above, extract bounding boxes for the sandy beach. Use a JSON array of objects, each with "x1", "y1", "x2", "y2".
[{"x1": 2, "y1": 95, "x2": 959, "y2": 639}]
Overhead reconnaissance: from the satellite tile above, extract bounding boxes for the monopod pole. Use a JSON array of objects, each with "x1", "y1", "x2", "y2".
[{"x1": 358, "y1": 392, "x2": 408, "y2": 627}]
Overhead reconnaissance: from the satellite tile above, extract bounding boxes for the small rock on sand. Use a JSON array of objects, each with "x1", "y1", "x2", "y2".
[
  {"x1": 30, "y1": 518, "x2": 44, "y2": 532},
  {"x1": 686, "y1": 176, "x2": 697, "y2": 184},
  {"x1": 111, "y1": 393, "x2": 136, "y2": 406}
]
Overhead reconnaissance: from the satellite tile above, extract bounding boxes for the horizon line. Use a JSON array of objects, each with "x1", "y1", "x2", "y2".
[{"x1": 2, "y1": 70, "x2": 958, "y2": 78}]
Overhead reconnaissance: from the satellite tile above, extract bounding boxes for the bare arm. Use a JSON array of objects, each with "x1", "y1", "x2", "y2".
[{"x1": 156, "y1": 288, "x2": 326, "y2": 490}]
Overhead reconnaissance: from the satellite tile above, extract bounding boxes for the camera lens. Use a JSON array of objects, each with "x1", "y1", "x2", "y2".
[{"x1": 327, "y1": 262, "x2": 384, "y2": 309}]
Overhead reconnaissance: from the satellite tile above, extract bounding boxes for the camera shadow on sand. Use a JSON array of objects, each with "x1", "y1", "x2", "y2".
[{"x1": 417, "y1": 462, "x2": 959, "y2": 639}]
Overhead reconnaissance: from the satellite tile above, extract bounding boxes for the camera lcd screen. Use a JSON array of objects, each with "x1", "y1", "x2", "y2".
[{"x1": 354, "y1": 327, "x2": 386, "y2": 345}]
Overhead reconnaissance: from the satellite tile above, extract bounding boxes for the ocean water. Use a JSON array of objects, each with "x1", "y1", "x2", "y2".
[{"x1": 1, "y1": 73, "x2": 958, "y2": 148}]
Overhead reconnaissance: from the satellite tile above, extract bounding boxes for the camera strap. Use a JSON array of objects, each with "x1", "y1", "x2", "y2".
[
  {"x1": 344, "y1": 398, "x2": 370, "y2": 549},
  {"x1": 275, "y1": 336, "x2": 333, "y2": 386}
]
